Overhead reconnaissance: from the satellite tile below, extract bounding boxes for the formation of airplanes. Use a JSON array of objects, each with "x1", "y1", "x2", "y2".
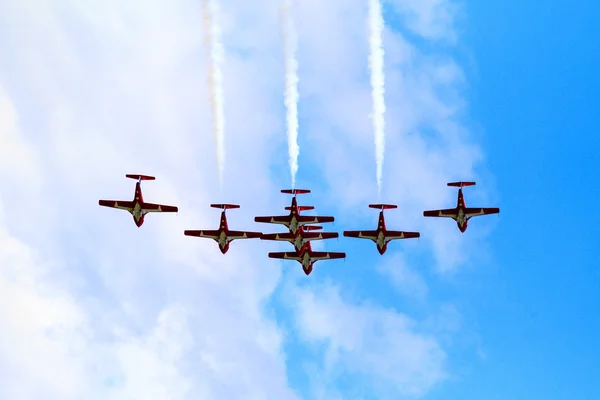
[{"x1": 99, "y1": 175, "x2": 500, "y2": 275}]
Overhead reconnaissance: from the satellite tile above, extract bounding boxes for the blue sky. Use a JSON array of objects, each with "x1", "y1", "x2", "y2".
[
  {"x1": 437, "y1": 1, "x2": 600, "y2": 398},
  {"x1": 0, "y1": 0, "x2": 598, "y2": 399}
]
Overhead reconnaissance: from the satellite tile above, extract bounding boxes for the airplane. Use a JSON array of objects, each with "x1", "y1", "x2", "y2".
[
  {"x1": 184, "y1": 204, "x2": 263, "y2": 254},
  {"x1": 261, "y1": 227, "x2": 339, "y2": 252},
  {"x1": 343, "y1": 204, "x2": 420, "y2": 255},
  {"x1": 423, "y1": 181, "x2": 500, "y2": 232},
  {"x1": 268, "y1": 245, "x2": 346, "y2": 275},
  {"x1": 254, "y1": 189, "x2": 334, "y2": 234},
  {"x1": 98, "y1": 174, "x2": 178, "y2": 227}
]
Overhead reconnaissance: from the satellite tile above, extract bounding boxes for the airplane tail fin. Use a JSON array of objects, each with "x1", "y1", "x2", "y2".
[
  {"x1": 285, "y1": 205, "x2": 314, "y2": 211},
  {"x1": 303, "y1": 225, "x2": 322, "y2": 231},
  {"x1": 210, "y1": 204, "x2": 240, "y2": 210},
  {"x1": 126, "y1": 174, "x2": 156, "y2": 181},
  {"x1": 281, "y1": 189, "x2": 311, "y2": 195},
  {"x1": 369, "y1": 204, "x2": 398, "y2": 210},
  {"x1": 447, "y1": 181, "x2": 476, "y2": 188}
]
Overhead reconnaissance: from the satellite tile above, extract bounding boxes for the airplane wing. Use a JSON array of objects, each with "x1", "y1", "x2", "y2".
[
  {"x1": 261, "y1": 233, "x2": 295, "y2": 241},
  {"x1": 309, "y1": 251, "x2": 346, "y2": 261},
  {"x1": 423, "y1": 208, "x2": 457, "y2": 218},
  {"x1": 99, "y1": 200, "x2": 135, "y2": 212},
  {"x1": 226, "y1": 230, "x2": 263, "y2": 240},
  {"x1": 268, "y1": 252, "x2": 302, "y2": 261},
  {"x1": 298, "y1": 215, "x2": 334, "y2": 224},
  {"x1": 255, "y1": 215, "x2": 292, "y2": 225},
  {"x1": 142, "y1": 202, "x2": 178, "y2": 213},
  {"x1": 343, "y1": 230, "x2": 379, "y2": 240},
  {"x1": 184, "y1": 230, "x2": 220, "y2": 240},
  {"x1": 464, "y1": 207, "x2": 500, "y2": 218},
  {"x1": 384, "y1": 230, "x2": 420, "y2": 240},
  {"x1": 255, "y1": 215, "x2": 334, "y2": 226}
]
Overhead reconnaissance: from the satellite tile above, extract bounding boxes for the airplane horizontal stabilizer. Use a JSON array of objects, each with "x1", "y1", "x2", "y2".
[
  {"x1": 210, "y1": 204, "x2": 240, "y2": 210},
  {"x1": 281, "y1": 189, "x2": 311, "y2": 195},
  {"x1": 125, "y1": 174, "x2": 156, "y2": 181},
  {"x1": 368, "y1": 204, "x2": 397, "y2": 210},
  {"x1": 303, "y1": 225, "x2": 322, "y2": 231},
  {"x1": 447, "y1": 181, "x2": 476, "y2": 188},
  {"x1": 126, "y1": 174, "x2": 156, "y2": 181},
  {"x1": 285, "y1": 205, "x2": 314, "y2": 211}
]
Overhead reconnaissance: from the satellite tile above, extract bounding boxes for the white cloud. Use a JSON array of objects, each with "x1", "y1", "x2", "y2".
[
  {"x1": 0, "y1": 3, "x2": 297, "y2": 397},
  {"x1": 0, "y1": 0, "x2": 496, "y2": 398},
  {"x1": 0, "y1": 229, "x2": 89, "y2": 399},
  {"x1": 377, "y1": 253, "x2": 429, "y2": 300},
  {"x1": 288, "y1": 283, "x2": 447, "y2": 398},
  {"x1": 387, "y1": 0, "x2": 460, "y2": 41}
]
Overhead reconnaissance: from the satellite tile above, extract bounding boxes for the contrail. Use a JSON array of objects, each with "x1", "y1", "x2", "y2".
[
  {"x1": 202, "y1": 0, "x2": 225, "y2": 188},
  {"x1": 280, "y1": 0, "x2": 300, "y2": 189},
  {"x1": 368, "y1": 0, "x2": 386, "y2": 196}
]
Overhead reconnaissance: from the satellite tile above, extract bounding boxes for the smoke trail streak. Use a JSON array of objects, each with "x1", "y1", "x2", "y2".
[
  {"x1": 280, "y1": 0, "x2": 300, "y2": 189},
  {"x1": 202, "y1": 0, "x2": 225, "y2": 188},
  {"x1": 368, "y1": 0, "x2": 386, "y2": 196}
]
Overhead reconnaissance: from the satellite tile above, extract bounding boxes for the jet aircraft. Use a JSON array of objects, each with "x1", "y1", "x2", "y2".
[
  {"x1": 98, "y1": 174, "x2": 178, "y2": 227},
  {"x1": 254, "y1": 189, "x2": 334, "y2": 234},
  {"x1": 184, "y1": 204, "x2": 262, "y2": 254},
  {"x1": 423, "y1": 182, "x2": 500, "y2": 232},
  {"x1": 268, "y1": 245, "x2": 346, "y2": 275},
  {"x1": 343, "y1": 204, "x2": 420, "y2": 254}
]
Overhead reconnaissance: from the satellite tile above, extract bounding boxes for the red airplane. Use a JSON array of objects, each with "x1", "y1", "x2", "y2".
[
  {"x1": 423, "y1": 182, "x2": 500, "y2": 232},
  {"x1": 268, "y1": 244, "x2": 346, "y2": 275},
  {"x1": 343, "y1": 204, "x2": 420, "y2": 254},
  {"x1": 184, "y1": 204, "x2": 262, "y2": 254},
  {"x1": 254, "y1": 189, "x2": 334, "y2": 234},
  {"x1": 261, "y1": 225, "x2": 338, "y2": 252},
  {"x1": 98, "y1": 174, "x2": 178, "y2": 227}
]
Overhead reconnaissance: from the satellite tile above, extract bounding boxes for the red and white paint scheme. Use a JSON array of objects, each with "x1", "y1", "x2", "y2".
[
  {"x1": 261, "y1": 227, "x2": 338, "y2": 252},
  {"x1": 268, "y1": 245, "x2": 346, "y2": 275},
  {"x1": 423, "y1": 182, "x2": 500, "y2": 232},
  {"x1": 98, "y1": 174, "x2": 178, "y2": 227},
  {"x1": 184, "y1": 204, "x2": 262, "y2": 254},
  {"x1": 254, "y1": 189, "x2": 334, "y2": 235},
  {"x1": 343, "y1": 204, "x2": 420, "y2": 255}
]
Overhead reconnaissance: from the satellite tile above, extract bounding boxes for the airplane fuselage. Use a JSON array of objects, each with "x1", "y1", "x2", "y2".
[
  {"x1": 131, "y1": 183, "x2": 146, "y2": 226},
  {"x1": 376, "y1": 231, "x2": 388, "y2": 253},
  {"x1": 300, "y1": 253, "x2": 314, "y2": 275},
  {"x1": 217, "y1": 212, "x2": 232, "y2": 253},
  {"x1": 288, "y1": 197, "x2": 305, "y2": 234},
  {"x1": 294, "y1": 234, "x2": 305, "y2": 251},
  {"x1": 289, "y1": 215, "x2": 299, "y2": 234},
  {"x1": 218, "y1": 231, "x2": 231, "y2": 253},
  {"x1": 375, "y1": 212, "x2": 389, "y2": 254},
  {"x1": 456, "y1": 189, "x2": 468, "y2": 232}
]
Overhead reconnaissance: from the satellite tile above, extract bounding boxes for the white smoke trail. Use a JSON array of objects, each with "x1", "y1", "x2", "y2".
[
  {"x1": 368, "y1": 0, "x2": 386, "y2": 196},
  {"x1": 202, "y1": 0, "x2": 225, "y2": 188},
  {"x1": 280, "y1": 0, "x2": 300, "y2": 189}
]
